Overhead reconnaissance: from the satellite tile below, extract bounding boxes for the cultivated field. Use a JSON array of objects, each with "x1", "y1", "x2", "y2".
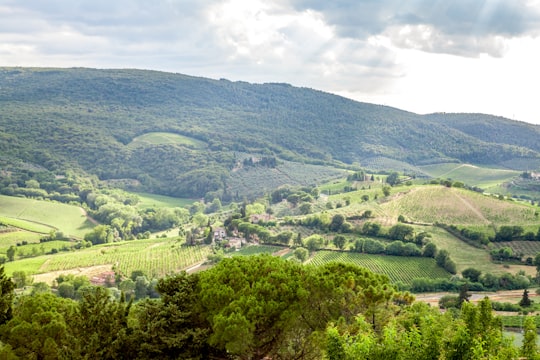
[
  {"x1": 491, "y1": 241, "x2": 540, "y2": 257},
  {"x1": 0, "y1": 195, "x2": 95, "y2": 238},
  {"x1": 3, "y1": 238, "x2": 211, "y2": 279},
  {"x1": 427, "y1": 226, "x2": 535, "y2": 276},
  {"x1": 418, "y1": 163, "x2": 519, "y2": 188},
  {"x1": 380, "y1": 186, "x2": 538, "y2": 226},
  {"x1": 307, "y1": 250, "x2": 451, "y2": 283}
]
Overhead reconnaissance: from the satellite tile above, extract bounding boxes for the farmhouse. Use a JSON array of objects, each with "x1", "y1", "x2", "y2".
[{"x1": 213, "y1": 227, "x2": 227, "y2": 241}]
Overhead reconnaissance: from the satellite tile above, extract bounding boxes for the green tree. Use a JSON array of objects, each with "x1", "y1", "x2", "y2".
[
  {"x1": 65, "y1": 287, "x2": 133, "y2": 359},
  {"x1": 386, "y1": 172, "x2": 400, "y2": 186},
  {"x1": 519, "y1": 289, "x2": 532, "y2": 307},
  {"x1": 0, "y1": 266, "x2": 14, "y2": 325},
  {"x1": 333, "y1": 235, "x2": 347, "y2": 250},
  {"x1": 11, "y1": 271, "x2": 31, "y2": 289},
  {"x1": 329, "y1": 214, "x2": 345, "y2": 232},
  {"x1": 388, "y1": 224, "x2": 414, "y2": 241},
  {"x1": 462, "y1": 268, "x2": 482, "y2": 283},
  {"x1": 422, "y1": 242, "x2": 437, "y2": 258},
  {"x1": 130, "y1": 272, "x2": 211, "y2": 359},
  {"x1": 304, "y1": 235, "x2": 324, "y2": 252},
  {"x1": 293, "y1": 247, "x2": 309, "y2": 262},
  {"x1": 6, "y1": 246, "x2": 16, "y2": 262},
  {"x1": 521, "y1": 316, "x2": 539, "y2": 359}
]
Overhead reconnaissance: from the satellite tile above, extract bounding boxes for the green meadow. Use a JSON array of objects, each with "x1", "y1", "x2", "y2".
[
  {"x1": 0, "y1": 195, "x2": 95, "y2": 238},
  {"x1": 418, "y1": 163, "x2": 519, "y2": 188},
  {"x1": 128, "y1": 132, "x2": 207, "y2": 149},
  {"x1": 133, "y1": 192, "x2": 195, "y2": 209}
]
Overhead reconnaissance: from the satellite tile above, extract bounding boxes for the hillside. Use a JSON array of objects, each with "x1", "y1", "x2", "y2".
[{"x1": 1, "y1": 67, "x2": 539, "y2": 199}]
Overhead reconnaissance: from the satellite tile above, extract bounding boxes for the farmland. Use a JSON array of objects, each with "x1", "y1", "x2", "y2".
[
  {"x1": 3, "y1": 237, "x2": 211, "y2": 279},
  {"x1": 0, "y1": 195, "x2": 95, "y2": 238},
  {"x1": 418, "y1": 163, "x2": 519, "y2": 188},
  {"x1": 379, "y1": 186, "x2": 538, "y2": 226},
  {"x1": 491, "y1": 241, "x2": 540, "y2": 257},
  {"x1": 307, "y1": 250, "x2": 451, "y2": 283}
]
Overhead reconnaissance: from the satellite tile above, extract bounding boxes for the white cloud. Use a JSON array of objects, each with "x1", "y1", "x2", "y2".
[{"x1": 0, "y1": 0, "x2": 539, "y2": 124}]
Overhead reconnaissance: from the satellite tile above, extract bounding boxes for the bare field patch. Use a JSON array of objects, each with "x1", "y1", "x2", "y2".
[{"x1": 32, "y1": 264, "x2": 114, "y2": 285}]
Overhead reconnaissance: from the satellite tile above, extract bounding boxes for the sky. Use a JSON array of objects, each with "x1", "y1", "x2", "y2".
[{"x1": 1, "y1": 0, "x2": 540, "y2": 124}]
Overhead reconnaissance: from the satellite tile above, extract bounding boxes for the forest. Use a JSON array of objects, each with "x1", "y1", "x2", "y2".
[
  {"x1": 1, "y1": 67, "x2": 540, "y2": 199},
  {"x1": 0, "y1": 256, "x2": 535, "y2": 360}
]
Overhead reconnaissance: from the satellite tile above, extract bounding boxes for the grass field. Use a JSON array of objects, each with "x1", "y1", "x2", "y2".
[
  {"x1": 0, "y1": 230, "x2": 42, "y2": 253},
  {"x1": 418, "y1": 163, "x2": 519, "y2": 188},
  {"x1": 307, "y1": 250, "x2": 451, "y2": 283},
  {"x1": 0, "y1": 216, "x2": 54, "y2": 233},
  {"x1": 133, "y1": 192, "x2": 195, "y2": 209},
  {"x1": 427, "y1": 226, "x2": 535, "y2": 276},
  {"x1": 128, "y1": 132, "x2": 207, "y2": 149},
  {"x1": 0, "y1": 195, "x2": 95, "y2": 238}
]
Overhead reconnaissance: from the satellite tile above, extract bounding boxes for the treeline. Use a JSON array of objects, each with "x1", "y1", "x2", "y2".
[
  {"x1": 0, "y1": 257, "x2": 536, "y2": 359},
  {"x1": 439, "y1": 223, "x2": 540, "y2": 246}
]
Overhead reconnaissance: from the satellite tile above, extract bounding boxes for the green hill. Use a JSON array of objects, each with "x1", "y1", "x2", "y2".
[{"x1": 1, "y1": 67, "x2": 539, "y2": 199}]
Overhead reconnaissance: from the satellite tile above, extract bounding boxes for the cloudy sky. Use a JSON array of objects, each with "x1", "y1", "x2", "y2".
[{"x1": 1, "y1": 0, "x2": 540, "y2": 124}]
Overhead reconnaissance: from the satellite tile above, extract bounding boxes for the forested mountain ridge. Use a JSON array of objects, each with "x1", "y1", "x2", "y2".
[{"x1": 1, "y1": 67, "x2": 539, "y2": 198}]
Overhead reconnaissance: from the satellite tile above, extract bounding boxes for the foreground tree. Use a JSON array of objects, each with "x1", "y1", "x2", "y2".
[{"x1": 0, "y1": 266, "x2": 14, "y2": 325}]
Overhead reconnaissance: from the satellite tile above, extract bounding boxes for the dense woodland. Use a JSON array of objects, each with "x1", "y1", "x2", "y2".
[{"x1": 1, "y1": 68, "x2": 540, "y2": 199}]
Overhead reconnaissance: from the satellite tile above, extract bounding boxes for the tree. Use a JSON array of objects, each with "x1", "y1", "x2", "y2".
[
  {"x1": 6, "y1": 246, "x2": 16, "y2": 262},
  {"x1": 519, "y1": 289, "x2": 532, "y2": 307},
  {"x1": 299, "y1": 202, "x2": 312, "y2": 215},
  {"x1": 11, "y1": 271, "x2": 31, "y2": 289},
  {"x1": 329, "y1": 214, "x2": 345, "y2": 232},
  {"x1": 293, "y1": 247, "x2": 309, "y2": 262},
  {"x1": 0, "y1": 266, "x2": 14, "y2": 325},
  {"x1": 458, "y1": 283, "x2": 470, "y2": 308},
  {"x1": 333, "y1": 235, "x2": 346, "y2": 250},
  {"x1": 521, "y1": 316, "x2": 538, "y2": 359},
  {"x1": 462, "y1": 268, "x2": 482, "y2": 283},
  {"x1": 388, "y1": 224, "x2": 414, "y2": 241},
  {"x1": 65, "y1": 286, "x2": 133, "y2": 359},
  {"x1": 386, "y1": 172, "x2": 400, "y2": 186},
  {"x1": 534, "y1": 252, "x2": 540, "y2": 283},
  {"x1": 382, "y1": 186, "x2": 391, "y2": 197},
  {"x1": 304, "y1": 235, "x2": 324, "y2": 252},
  {"x1": 422, "y1": 242, "x2": 437, "y2": 258}
]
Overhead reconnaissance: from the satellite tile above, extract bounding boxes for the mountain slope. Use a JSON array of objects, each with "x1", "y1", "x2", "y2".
[{"x1": 1, "y1": 67, "x2": 539, "y2": 198}]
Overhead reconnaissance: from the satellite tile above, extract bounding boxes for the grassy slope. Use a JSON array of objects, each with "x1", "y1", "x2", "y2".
[
  {"x1": 0, "y1": 195, "x2": 94, "y2": 238},
  {"x1": 128, "y1": 132, "x2": 207, "y2": 149},
  {"x1": 419, "y1": 163, "x2": 519, "y2": 188},
  {"x1": 134, "y1": 192, "x2": 195, "y2": 209},
  {"x1": 379, "y1": 186, "x2": 538, "y2": 227}
]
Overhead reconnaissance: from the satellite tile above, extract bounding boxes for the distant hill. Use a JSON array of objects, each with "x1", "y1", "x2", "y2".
[{"x1": 1, "y1": 67, "x2": 539, "y2": 198}]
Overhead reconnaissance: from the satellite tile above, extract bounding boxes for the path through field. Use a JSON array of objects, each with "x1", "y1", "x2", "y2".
[
  {"x1": 454, "y1": 191, "x2": 490, "y2": 223},
  {"x1": 79, "y1": 207, "x2": 99, "y2": 226},
  {"x1": 415, "y1": 289, "x2": 539, "y2": 308}
]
